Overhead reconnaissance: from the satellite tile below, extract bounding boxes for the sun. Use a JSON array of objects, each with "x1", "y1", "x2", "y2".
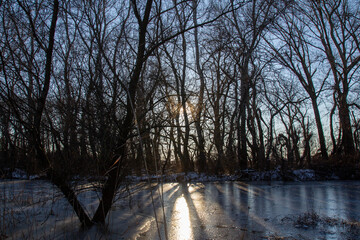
[{"x1": 166, "y1": 96, "x2": 196, "y2": 121}]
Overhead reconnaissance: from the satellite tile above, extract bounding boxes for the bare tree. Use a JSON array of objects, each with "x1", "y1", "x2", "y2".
[
  {"x1": 266, "y1": 7, "x2": 329, "y2": 159},
  {"x1": 304, "y1": 0, "x2": 360, "y2": 155}
]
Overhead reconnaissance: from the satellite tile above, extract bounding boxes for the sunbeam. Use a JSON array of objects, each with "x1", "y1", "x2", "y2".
[{"x1": 171, "y1": 195, "x2": 193, "y2": 240}]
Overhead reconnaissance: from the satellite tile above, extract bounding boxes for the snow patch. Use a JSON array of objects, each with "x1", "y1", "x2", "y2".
[
  {"x1": 3, "y1": 167, "x2": 341, "y2": 182},
  {"x1": 292, "y1": 169, "x2": 316, "y2": 181},
  {"x1": 11, "y1": 168, "x2": 28, "y2": 179},
  {"x1": 124, "y1": 168, "x2": 338, "y2": 182}
]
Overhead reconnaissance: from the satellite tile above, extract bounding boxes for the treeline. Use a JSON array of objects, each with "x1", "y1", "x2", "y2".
[{"x1": 1, "y1": 0, "x2": 360, "y2": 177}]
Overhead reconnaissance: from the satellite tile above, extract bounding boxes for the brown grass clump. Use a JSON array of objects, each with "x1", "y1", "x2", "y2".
[{"x1": 295, "y1": 211, "x2": 320, "y2": 228}]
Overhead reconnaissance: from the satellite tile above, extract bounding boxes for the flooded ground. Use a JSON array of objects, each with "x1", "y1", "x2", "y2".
[{"x1": 1, "y1": 180, "x2": 360, "y2": 239}]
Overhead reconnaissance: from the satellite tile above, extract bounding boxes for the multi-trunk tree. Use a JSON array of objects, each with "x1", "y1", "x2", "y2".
[{"x1": 304, "y1": 0, "x2": 360, "y2": 156}]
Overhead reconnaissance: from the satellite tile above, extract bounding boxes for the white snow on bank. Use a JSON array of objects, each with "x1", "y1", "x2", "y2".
[
  {"x1": 4, "y1": 168, "x2": 341, "y2": 182},
  {"x1": 5, "y1": 168, "x2": 45, "y2": 180},
  {"x1": 125, "y1": 168, "x2": 333, "y2": 182},
  {"x1": 293, "y1": 169, "x2": 316, "y2": 181},
  {"x1": 11, "y1": 168, "x2": 28, "y2": 179},
  {"x1": 125, "y1": 172, "x2": 237, "y2": 182}
]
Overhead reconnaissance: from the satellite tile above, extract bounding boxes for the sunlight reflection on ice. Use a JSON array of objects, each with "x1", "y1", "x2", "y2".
[{"x1": 171, "y1": 195, "x2": 193, "y2": 240}]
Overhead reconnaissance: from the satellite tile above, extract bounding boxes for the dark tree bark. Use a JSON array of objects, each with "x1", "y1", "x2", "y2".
[
  {"x1": 193, "y1": 0, "x2": 207, "y2": 173},
  {"x1": 238, "y1": 69, "x2": 249, "y2": 169}
]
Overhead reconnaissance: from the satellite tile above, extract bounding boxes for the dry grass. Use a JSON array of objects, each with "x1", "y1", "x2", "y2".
[
  {"x1": 295, "y1": 211, "x2": 320, "y2": 228},
  {"x1": 341, "y1": 219, "x2": 360, "y2": 229},
  {"x1": 290, "y1": 211, "x2": 360, "y2": 237}
]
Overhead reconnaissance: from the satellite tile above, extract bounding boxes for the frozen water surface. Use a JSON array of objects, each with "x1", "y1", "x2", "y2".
[{"x1": 1, "y1": 180, "x2": 360, "y2": 239}]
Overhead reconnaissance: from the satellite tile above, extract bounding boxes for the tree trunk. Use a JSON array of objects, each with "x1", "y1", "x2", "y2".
[
  {"x1": 255, "y1": 109, "x2": 266, "y2": 170},
  {"x1": 310, "y1": 95, "x2": 328, "y2": 159},
  {"x1": 193, "y1": 0, "x2": 206, "y2": 172},
  {"x1": 338, "y1": 93, "x2": 355, "y2": 155},
  {"x1": 238, "y1": 70, "x2": 249, "y2": 169},
  {"x1": 48, "y1": 169, "x2": 92, "y2": 226}
]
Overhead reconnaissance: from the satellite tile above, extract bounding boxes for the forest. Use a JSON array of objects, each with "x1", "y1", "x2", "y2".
[
  {"x1": 1, "y1": 0, "x2": 360, "y2": 175},
  {"x1": 1, "y1": 0, "x2": 360, "y2": 236}
]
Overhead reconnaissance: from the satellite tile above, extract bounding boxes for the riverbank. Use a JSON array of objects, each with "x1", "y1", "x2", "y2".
[{"x1": 2, "y1": 165, "x2": 360, "y2": 182}]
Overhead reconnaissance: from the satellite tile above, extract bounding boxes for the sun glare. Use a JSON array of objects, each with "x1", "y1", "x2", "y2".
[
  {"x1": 171, "y1": 195, "x2": 193, "y2": 240},
  {"x1": 167, "y1": 96, "x2": 196, "y2": 121}
]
